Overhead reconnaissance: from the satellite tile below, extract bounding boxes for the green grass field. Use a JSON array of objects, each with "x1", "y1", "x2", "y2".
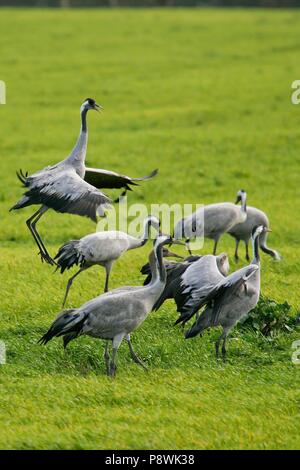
[{"x1": 1, "y1": 8, "x2": 300, "y2": 450}]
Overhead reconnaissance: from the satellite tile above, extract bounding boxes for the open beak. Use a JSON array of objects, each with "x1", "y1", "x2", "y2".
[{"x1": 94, "y1": 103, "x2": 103, "y2": 112}]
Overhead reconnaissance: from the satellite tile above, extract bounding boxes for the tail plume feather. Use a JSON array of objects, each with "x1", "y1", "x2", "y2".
[
  {"x1": 38, "y1": 309, "x2": 87, "y2": 345},
  {"x1": 9, "y1": 170, "x2": 30, "y2": 211},
  {"x1": 16, "y1": 169, "x2": 29, "y2": 186},
  {"x1": 185, "y1": 311, "x2": 210, "y2": 339},
  {"x1": 55, "y1": 240, "x2": 83, "y2": 273}
]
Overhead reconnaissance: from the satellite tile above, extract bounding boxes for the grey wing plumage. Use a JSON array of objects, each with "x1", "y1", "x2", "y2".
[
  {"x1": 13, "y1": 168, "x2": 111, "y2": 222},
  {"x1": 152, "y1": 262, "x2": 193, "y2": 310},
  {"x1": 183, "y1": 264, "x2": 259, "y2": 327},
  {"x1": 84, "y1": 167, "x2": 158, "y2": 190},
  {"x1": 175, "y1": 256, "x2": 225, "y2": 324},
  {"x1": 141, "y1": 258, "x2": 191, "y2": 286},
  {"x1": 141, "y1": 255, "x2": 201, "y2": 286},
  {"x1": 140, "y1": 256, "x2": 202, "y2": 310}
]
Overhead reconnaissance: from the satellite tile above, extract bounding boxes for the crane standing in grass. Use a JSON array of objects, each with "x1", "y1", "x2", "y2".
[
  {"x1": 184, "y1": 225, "x2": 269, "y2": 360},
  {"x1": 39, "y1": 234, "x2": 184, "y2": 377},
  {"x1": 10, "y1": 98, "x2": 157, "y2": 265},
  {"x1": 228, "y1": 205, "x2": 281, "y2": 262},
  {"x1": 173, "y1": 189, "x2": 247, "y2": 255},
  {"x1": 55, "y1": 215, "x2": 161, "y2": 306}
]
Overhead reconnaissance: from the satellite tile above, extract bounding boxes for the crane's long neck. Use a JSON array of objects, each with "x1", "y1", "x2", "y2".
[
  {"x1": 149, "y1": 243, "x2": 166, "y2": 287},
  {"x1": 147, "y1": 251, "x2": 158, "y2": 283},
  {"x1": 140, "y1": 219, "x2": 152, "y2": 246},
  {"x1": 128, "y1": 219, "x2": 152, "y2": 250},
  {"x1": 239, "y1": 195, "x2": 247, "y2": 223},
  {"x1": 65, "y1": 108, "x2": 88, "y2": 175},
  {"x1": 251, "y1": 233, "x2": 260, "y2": 265},
  {"x1": 259, "y1": 231, "x2": 281, "y2": 260},
  {"x1": 241, "y1": 196, "x2": 247, "y2": 215}
]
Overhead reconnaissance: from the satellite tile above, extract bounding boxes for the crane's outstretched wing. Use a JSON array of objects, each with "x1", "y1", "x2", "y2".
[
  {"x1": 84, "y1": 167, "x2": 158, "y2": 190},
  {"x1": 12, "y1": 168, "x2": 111, "y2": 222},
  {"x1": 174, "y1": 255, "x2": 226, "y2": 325},
  {"x1": 180, "y1": 264, "x2": 259, "y2": 327}
]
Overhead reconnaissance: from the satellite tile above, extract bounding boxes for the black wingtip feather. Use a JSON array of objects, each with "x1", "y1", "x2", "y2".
[
  {"x1": 38, "y1": 332, "x2": 53, "y2": 346},
  {"x1": 38, "y1": 309, "x2": 81, "y2": 346},
  {"x1": 131, "y1": 168, "x2": 159, "y2": 182},
  {"x1": 174, "y1": 317, "x2": 182, "y2": 326}
]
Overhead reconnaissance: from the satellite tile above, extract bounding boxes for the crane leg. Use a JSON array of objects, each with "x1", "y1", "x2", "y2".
[
  {"x1": 26, "y1": 206, "x2": 54, "y2": 265},
  {"x1": 103, "y1": 342, "x2": 110, "y2": 375},
  {"x1": 126, "y1": 334, "x2": 148, "y2": 371},
  {"x1": 31, "y1": 209, "x2": 52, "y2": 261},
  {"x1": 62, "y1": 268, "x2": 85, "y2": 307},
  {"x1": 216, "y1": 330, "x2": 228, "y2": 361},
  {"x1": 222, "y1": 335, "x2": 227, "y2": 361},
  {"x1": 109, "y1": 348, "x2": 118, "y2": 378},
  {"x1": 213, "y1": 239, "x2": 219, "y2": 256},
  {"x1": 108, "y1": 334, "x2": 124, "y2": 378},
  {"x1": 245, "y1": 241, "x2": 250, "y2": 262},
  {"x1": 215, "y1": 337, "x2": 220, "y2": 358},
  {"x1": 234, "y1": 239, "x2": 240, "y2": 262},
  {"x1": 104, "y1": 263, "x2": 112, "y2": 293}
]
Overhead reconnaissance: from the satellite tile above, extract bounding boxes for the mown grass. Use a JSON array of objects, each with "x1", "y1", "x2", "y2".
[{"x1": 0, "y1": 8, "x2": 300, "y2": 449}]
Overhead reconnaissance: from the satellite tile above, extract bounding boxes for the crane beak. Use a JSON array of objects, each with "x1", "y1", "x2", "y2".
[
  {"x1": 171, "y1": 239, "x2": 185, "y2": 246},
  {"x1": 164, "y1": 249, "x2": 184, "y2": 259},
  {"x1": 94, "y1": 103, "x2": 103, "y2": 112},
  {"x1": 266, "y1": 228, "x2": 272, "y2": 232}
]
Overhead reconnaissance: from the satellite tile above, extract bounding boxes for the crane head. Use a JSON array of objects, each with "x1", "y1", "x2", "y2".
[
  {"x1": 235, "y1": 189, "x2": 247, "y2": 205},
  {"x1": 81, "y1": 98, "x2": 102, "y2": 112}
]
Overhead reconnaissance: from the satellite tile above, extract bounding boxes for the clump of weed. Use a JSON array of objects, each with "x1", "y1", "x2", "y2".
[{"x1": 239, "y1": 296, "x2": 298, "y2": 337}]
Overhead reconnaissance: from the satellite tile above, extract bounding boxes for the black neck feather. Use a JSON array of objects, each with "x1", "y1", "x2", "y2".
[
  {"x1": 155, "y1": 243, "x2": 166, "y2": 284},
  {"x1": 81, "y1": 108, "x2": 88, "y2": 133}
]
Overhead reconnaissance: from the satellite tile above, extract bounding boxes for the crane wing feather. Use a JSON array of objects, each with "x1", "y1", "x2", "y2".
[
  {"x1": 84, "y1": 167, "x2": 158, "y2": 190},
  {"x1": 174, "y1": 256, "x2": 225, "y2": 324},
  {"x1": 180, "y1": 264, "x2": 259, "y2": 326},
  {"x1": 20, "y1": 168, "x2": 111, "y2": 222}
]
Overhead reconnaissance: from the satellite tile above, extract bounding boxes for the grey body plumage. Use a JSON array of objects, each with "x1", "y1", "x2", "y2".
[
  {"x1": 39, "y1": 235, "x2": 182, "y2": 377},
  {"x1": 173, "y1": 190, "x2": 247, "y2": 255},
  {"x1": 10, "y1": 98, "x2": 158, "y2": 265},
  {"x1": 55, "y1": 215, "x2": 160, "y2": 306},
  {"x1": 10, "y1": 99, "x2": 109, "y2": 265},
  {"x1": 185, "y1": 225, "x2": 268, "y2": 359},
  {"x1": 228, "y1": 206, "x2": 281, "y2": 261},
  {"x1": 173, "y1": 253, "x2": 230, "y2": 325},
  {"x1": 141, "y1": 253, "x2": 229, "y2": 318}
]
